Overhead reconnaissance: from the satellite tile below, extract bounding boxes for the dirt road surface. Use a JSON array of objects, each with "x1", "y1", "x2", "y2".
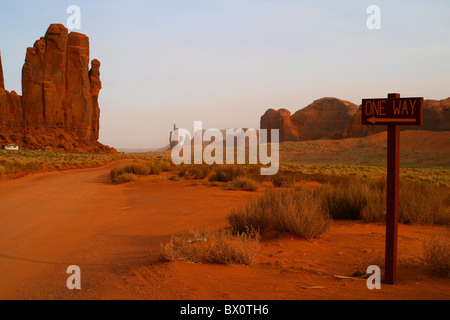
[{"x1": 0, "y1": 163, "x2": 448, "y2": 299}]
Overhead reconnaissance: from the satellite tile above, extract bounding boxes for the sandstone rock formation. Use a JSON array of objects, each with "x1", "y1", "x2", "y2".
[
  {"x1": 343, "y1": 98, "x2": 450, "y2": 138},
  {"x1": 0, "y1": 24, "x2": 115, "y2": 153},
  {"x1": 261, "y1": 98, "x2": 359, "y2": 141},
  {"x1": 261, "y1": 97, "x2": 450, "y2": 142}
]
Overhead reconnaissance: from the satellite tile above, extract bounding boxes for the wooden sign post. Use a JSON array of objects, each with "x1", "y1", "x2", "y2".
[{"x1": 361, "y1": 93, "x2": 423, "y2": 285}]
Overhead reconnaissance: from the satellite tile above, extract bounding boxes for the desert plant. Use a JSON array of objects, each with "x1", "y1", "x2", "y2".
[
  {"x1": 227, "y1": 176, "x2": 261, "y2": 191},
  {"x1": 272, "y1": 173, "x2": 296, "y2": 188},
  {"x1": 399, "y1": 182, "x2": 450, "y2": 225},
  {"x1": 208, "y1": 165, "x2": 248, "y2": 182},
  {"x1": 112, "y1": 173, "x2": 138, "y2": 184},
  {"x1": 179, "y1": 164, "x2": 212, "y2": 179},
  {"x1": 422, "y1": 235, "x2": 450, "y2": 277},
  {"x1": 315, "y1": 183, "x2": 373, "y2": 220},
  {"x1": 228, "y1": 187, "x2": 331, "y2": 240},
  {"x1": 149, "y1": 162, "x2": 162, "y2": 174},
  {"x1": 110, "y1": 160, "x2": 150, "y2": 179},
  {"x1": 160, "y1": 228, "x2": 260, "y2": 265},
  {"x1": 157, "y1": 158, "x2": 177, "y2": 172}
]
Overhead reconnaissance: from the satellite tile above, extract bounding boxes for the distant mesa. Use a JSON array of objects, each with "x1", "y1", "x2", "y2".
[
  {"x1": 261, "y1": 98, "x2": 358, "y2": 142},
  {"x1": 0, "y1": 24, "x2": 116, "y2": 153},
  {"x1": 261, "y1": 97, "x2": 450, "y2": 142}
]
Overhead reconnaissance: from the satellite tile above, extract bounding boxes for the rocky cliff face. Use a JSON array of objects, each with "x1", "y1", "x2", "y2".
[
  {"x1": 261, "y1": 98, "x2": 359, "y2": 141},
  {"x1": 343, "y1": 98, "x2": 450, "y2": 138},
  {"x1": 0, "y1": 24, "x2": 115, "y2": 153}
]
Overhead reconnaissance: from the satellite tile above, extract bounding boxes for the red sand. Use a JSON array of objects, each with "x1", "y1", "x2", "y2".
[{"x1": 0, "y1": 163, "x2": 448, "y2": 300}]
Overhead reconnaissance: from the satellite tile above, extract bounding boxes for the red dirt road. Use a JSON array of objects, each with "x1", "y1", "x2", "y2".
[
  {"x1": 0, "y1": 163, "x2": 258, "y2": 299},
  {"x1": 0, "y1": 164, "x2": 448, "y2": 300}
]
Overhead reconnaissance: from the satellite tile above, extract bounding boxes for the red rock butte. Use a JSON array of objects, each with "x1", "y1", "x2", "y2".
[
  {"x1": 0, "y1": 24, "x2": 115, "y2": 153},
  {"x1": 261, "y1": 97, "x2": 450, "y2": 142}
]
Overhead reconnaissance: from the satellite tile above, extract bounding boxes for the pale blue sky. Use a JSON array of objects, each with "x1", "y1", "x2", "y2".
[{"x1": 1, "y1": 0, "x2": 449, "y2": 148}]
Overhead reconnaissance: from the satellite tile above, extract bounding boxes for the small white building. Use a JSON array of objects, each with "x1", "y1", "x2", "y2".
[{"x1": 2, "y1": 144, "x2": 19, "y2": 151}]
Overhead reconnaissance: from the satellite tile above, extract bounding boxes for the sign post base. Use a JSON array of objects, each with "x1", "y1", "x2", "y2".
[{"x1": 385, "y1": 124, "x2": 400, "y2": 285}]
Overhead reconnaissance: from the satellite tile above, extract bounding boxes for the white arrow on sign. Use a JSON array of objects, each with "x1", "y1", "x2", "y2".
[{"x1": 366, "y1": 117, "x2": 417, "y2": 124}]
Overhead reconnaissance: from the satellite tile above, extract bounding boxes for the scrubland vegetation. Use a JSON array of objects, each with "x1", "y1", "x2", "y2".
[
  {"x1": 228, "y1": 187, "x2": 331, "y2": 240},
  {"x1": 422, "y1": 235, "x2": 450, "y2": 278},
  {"x1": 112, "y1": 160, "x2": 449, "y2": 226},
  {"x1": 160, "y1": 228, "x2": 260, "y2": 265},
  {"x1": 226, "y1": 176, "x2": 261, "y2": 191},
  {"x1": 0, "y1": 150, "x2": 123, "y2": 176},
  {"x1": 157, "y1": 162, "x2": 449, "y2": 268},
  {"x1": 110, "y1": 157, "x2": 176, "y2": 184}
]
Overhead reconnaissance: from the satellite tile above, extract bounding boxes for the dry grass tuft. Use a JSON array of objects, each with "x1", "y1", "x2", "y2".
[
  {"x1": 399, "y1": 183, "x2": 450, "y2": 225},
  {"x1": 179, "y1": 164, "x2": 212, "y2": 179},
  {"x1": 314, "y1": 183, "x2": 374, "y2": 220},
  {"x1": 110, "y1": 161, "x2": 150, "y2": 180},
  {"x1": 208, "y1": 165, "x2": 248, "y2": 182},
  {"x1": 272, "y1": 173, "x2": 296, "y2": 188},
  {"x1": 228, "y1": 187, "x2": 331, "y2": 240},
  {"x1": 112, "y1": 173, "x2": 138, "y2": 184},
  {"x1": 422, "y1": 235, "x2": 450, "y2": 277},
  {"x1": 227, "y1": 176, "x2": 260, "y2": 191},
  {"x1": 160, "y1": 228, "x2": 260, "y2": 265}
]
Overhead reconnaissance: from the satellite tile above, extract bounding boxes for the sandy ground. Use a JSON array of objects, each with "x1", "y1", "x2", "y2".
[{"x1": 0, "y1": 163, "x2": 448, "y2": 300}]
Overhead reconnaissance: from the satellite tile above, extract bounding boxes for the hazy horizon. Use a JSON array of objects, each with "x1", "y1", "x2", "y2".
[{"x1": 1, "y1": 0, "x2": 449, "y2": 149}]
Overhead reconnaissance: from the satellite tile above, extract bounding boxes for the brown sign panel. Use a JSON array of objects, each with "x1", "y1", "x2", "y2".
[{"x1": 361, "y1": 97, "x2": 423, "y2": 126}]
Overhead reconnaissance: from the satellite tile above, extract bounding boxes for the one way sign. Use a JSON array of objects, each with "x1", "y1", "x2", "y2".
[
  {"x1": 361, "y1": 97, "x2": 423, "y2": 126},
  {"x1": 360, "y1": 93, "x2": 424, "y2": 285}
]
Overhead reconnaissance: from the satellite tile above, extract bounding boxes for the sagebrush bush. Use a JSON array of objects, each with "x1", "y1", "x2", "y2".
[
  {"x1": 308, "y1": 179, "x2": 449, "y2": 225},
  {"x1": 272, "y1": 173, "x2": 296, "y2": 188},
  {"x1": 157, "y1": 158, "x2": 176, "y2": 172},
  {"x1": 228, "y1": 187, "x2": 331, "y2": 240},
  {"x1": 314, "y1": 183, "x2": 372, "y2": 220},
  {"x1": 110, "y1": 160, "x2": 150, "y2": 179},
  {"x1": 160, "y1": 228, "x2": 260, "y2": 265},
  {"x1": 399, "y1": 182, "x2": 450, "y2": 225},
  {"x1": 179, "y1": 164, "x2": 212, "y2": 179},
  {"x1": 149, "y1": 163, "x2": 162, "y2": 174},
  {"x1": 112, "y1": 173, "x2": 138, "y2": 184},
  {"x1": 422, "y1": 235, "x2": 450, "y2": 277},
  {"x1": 208, "y1": 165, "x2": 248, "y2": 182},
  {"x1": 227, "y1": 176, "x2": 261, "y2": 191}
]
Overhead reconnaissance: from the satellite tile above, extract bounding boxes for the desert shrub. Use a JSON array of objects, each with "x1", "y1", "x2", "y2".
[
  {"x1": 361, "y1": 192, "x2": 386, "y2": 223},
  {"x1": 399, "y1": 182, "x2": 450, "y2": 225},
  {"x1": 314, "y1": 179, "x2": 449, "y2": 225},
  {"x1": 149, "y1": 163, "x2": 162, "y2": 174},
  {"x1": 422, "y1": 235, "x2": 450, "y2": 277},
  {"x1": 243, "y1": 165, "x2": 271, "y2": 182},
  {"x1": 110, "y1": 160, "x2": 150, "y2": 179},
  {"x1": 272, "y1": 173, "x2": 296, "y2": 188},
  {"x1": 160, "y1": 228, "x2": 260, "y2": 265},
  {"x1": 228, "y1": 187, "x2": 331, "y2": 240},
  {"x1": 314, "y1": 182, "x2": 372, "y2": 220},
  {"x1": 157, "y1": 158, "x2": 177, "y2": 172},
  {"x1": 112, "y1": 173, "x2": 138, "y2": 184},
  {"x1": 361, "y1": 182, "x2": 450, "y2": 225},
  {"x1": 227, "y1": 176, "x2": 261, "y2": 191},
  {"x1": 179, "y1": 164, "x2": 212, "y2": 179},
  {"x1": 208, "y1": 165, "x2": 248, "y2": 182}
]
